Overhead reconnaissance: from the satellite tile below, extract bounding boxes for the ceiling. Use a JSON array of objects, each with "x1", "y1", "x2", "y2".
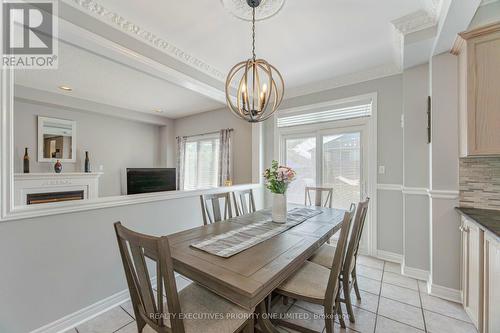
[
  {"x1": 14, "y1": 39, "x2": 224, "y2": 119},
  {"x1": 93, "y1": 0, "x2": 432, "y2": 88},
  {"x1": 16, "y1": 0, "x2": 448, "y2": 120}
]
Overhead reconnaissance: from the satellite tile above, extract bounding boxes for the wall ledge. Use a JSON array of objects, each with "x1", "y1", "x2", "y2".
[{"x1": 1, "y1": 183, "x2": 262, "y2": 222}]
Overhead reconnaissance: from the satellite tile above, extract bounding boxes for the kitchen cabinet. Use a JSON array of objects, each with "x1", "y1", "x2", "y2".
[
  {"x1": 460, "y1": 217, "x2": 484, "y2": 331},
  {"x1": 453, "y1": 22, "x2": 500, "y2": 157},
  {"x1": 483, "y1": 233, "x2": 500, "y2": 333}
]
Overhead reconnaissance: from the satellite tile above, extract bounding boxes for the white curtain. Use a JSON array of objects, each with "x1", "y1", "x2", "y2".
[
  {"x1": 176, "y1": 136, "x2": 187, "y2": 190},
  {"x1": 218, "y1": 129, "x2": 233, "y2": 186}
]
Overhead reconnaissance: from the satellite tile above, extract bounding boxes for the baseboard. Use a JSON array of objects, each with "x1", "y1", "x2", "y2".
[
  {"x1": 402, "y1": 265, "x2": 430, "y2": 281},
  {"x1": 30, "y1": 289, "x2": 130, "y2": 333},
  {"x1": 30, "y1": 273, "x2": 183, "y2": 333},
  {"x1": 429, "y1": 282, "x2": 463, "y2": 303},
  {"x1": 376, "y1": 250, "x2": 403, "y2": 263}
]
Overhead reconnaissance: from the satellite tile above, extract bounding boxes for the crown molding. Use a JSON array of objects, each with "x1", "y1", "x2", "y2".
[
  {"x1": 285, "y1": 63, "x2": 401, "y2": 99},
  {"x1": 480, "y1": 0, "x2": 500, "y2": 7},
  {"x1": 392, "y1": 10, "x2": 437, "y2": 35},
  {"x1": 66, "y1": 0, "x2": 225, "y2": 82}
]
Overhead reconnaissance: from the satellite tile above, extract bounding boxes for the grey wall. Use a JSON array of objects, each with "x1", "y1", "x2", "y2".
[
  {"x1": 14, "y1": 100, "x2": 161, "y2": 197},
  {"x1": 430, "y1": 53, "x2": 461, "y2": 290},
  {"x1": 0, "y1": 187, "x2": 264, "y2": 333},
  {"x1": 264, "y1": 74, "x2": 405, "y2": 255},
  {"x1": 402, "y1": 64, "x2": 431, "y2": 271},
  {"x1": 173, "y1": 108, "x2": 253, "y2": 185}
]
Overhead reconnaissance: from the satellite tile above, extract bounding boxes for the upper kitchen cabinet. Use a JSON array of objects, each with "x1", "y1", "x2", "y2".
[{"x1": 453, "y1": 22, "x2": 500, "y2": 157}]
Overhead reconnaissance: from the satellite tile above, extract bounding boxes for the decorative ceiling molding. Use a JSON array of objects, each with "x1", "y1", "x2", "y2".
[
  {"x1": 285, "y1": 63, "x2": 401, "y2": 99},
  {"x1": 392, "y1": 10, "x2": 437, "y2": 35},
  {"x1": 67, "y1": 0, "x2": 226, "y2": 81},
  {"x1": 220, "y1": 0, "x2": 286, "y2": 21},
  {"x1": 480, "y1": 0, "x2": 500, "y2": 7}
]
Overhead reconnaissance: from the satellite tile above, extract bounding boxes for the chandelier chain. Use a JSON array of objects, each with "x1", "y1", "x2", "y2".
[{"x1": 252, "y1": 7, "x2": 256, "y2": 60}]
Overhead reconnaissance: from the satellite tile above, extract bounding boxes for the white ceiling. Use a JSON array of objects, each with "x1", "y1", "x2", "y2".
[
  {"x1": 14, "y1": 39, "x2": 224, "y2": 119},
  {"x1": 17, "y1": 0, "x2": 446, "y2": 120},
  {"x1": 94, "y1": 0, "x2": 428, "y2": 90}
]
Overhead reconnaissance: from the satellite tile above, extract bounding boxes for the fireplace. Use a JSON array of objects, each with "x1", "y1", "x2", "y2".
[
  {"x1": 14, "y1": 173, "x2": 102, "y2": 206},
  {"x1": 26, "y1": 190, "x2": 85, "y2": 205}
]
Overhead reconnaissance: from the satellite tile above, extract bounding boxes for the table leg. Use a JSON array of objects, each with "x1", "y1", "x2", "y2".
[{"x1": 256, "y1": 301, "x2": 281, "y2": 333}]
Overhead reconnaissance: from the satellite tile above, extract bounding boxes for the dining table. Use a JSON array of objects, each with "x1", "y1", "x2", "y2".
[{"x1": 168, "y1": 204, "x2": 346, "y2": 332}]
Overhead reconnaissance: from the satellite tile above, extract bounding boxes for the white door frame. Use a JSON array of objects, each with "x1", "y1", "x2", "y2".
[{"x1": 273, "y1": 93, "x2": 378, "y2": 256}]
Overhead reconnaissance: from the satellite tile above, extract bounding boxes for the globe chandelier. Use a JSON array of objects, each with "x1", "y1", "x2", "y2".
[{"x1": 225, "y1": 0, "x2": 284, "y2": 123}]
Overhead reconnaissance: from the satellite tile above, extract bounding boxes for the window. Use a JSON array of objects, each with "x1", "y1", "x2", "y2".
[
  {"x1": 277, "y1": 101, "x2": 372, "y2": 128},
  {"x1": 184, "y1": 134, "x2": 220, "y2": 190}
]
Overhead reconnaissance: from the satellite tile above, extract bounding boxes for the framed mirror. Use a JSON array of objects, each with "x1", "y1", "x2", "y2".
[{"x1": 37, "y1": 116, "x2": 76, "y2": 162}]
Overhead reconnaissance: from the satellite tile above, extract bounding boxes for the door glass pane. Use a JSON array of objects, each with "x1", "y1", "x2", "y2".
[
  {"x1": 323, "y1": 132, "x2": 361, "y2": 210},
  {"x1": 285, "y1": 137, "x2": 316, "y2": 204}
]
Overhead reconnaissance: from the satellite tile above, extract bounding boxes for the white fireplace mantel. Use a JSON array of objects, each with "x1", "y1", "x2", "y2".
[{"x1": 14, "y1": 173, "x2": 103, "y2": 206}]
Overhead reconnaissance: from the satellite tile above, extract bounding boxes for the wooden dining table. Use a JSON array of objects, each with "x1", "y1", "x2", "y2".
[{"x1": 168, "y1": 204, "x2": 346, "y2": 332}]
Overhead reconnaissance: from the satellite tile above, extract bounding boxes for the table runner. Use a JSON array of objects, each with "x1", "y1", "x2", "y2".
[{"x1": 190, "y1": 207, "x2": 322, "y2": 258}]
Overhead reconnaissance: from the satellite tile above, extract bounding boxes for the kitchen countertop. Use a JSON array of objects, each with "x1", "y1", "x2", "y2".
[{"x1": 455, "y1": 207, "x2": 500, "y2": 240}]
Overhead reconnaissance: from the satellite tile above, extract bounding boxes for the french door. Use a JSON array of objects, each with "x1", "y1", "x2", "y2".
[{"x1": 280, "y1": 124, "x2": 369, "y2": 249}]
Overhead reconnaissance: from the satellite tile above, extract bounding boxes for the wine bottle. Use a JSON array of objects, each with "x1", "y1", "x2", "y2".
[
  {"x1": 23, "y1": 147, "x2": 29, "y2": 173},
  {"x1": 84, "y1": 151, "x2": 90, "y2": 173}
]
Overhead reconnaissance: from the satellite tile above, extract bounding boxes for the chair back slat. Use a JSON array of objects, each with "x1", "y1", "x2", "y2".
[
  {"x1": 200, "y1": 192, "x2": 233, "y2": 225},
  {"x1": 344, "y1": 198, "x2": 370, "y2": 276},
  {"x1": 114, "y1": 222, "x2": 183, "y2": 333},
  {"x1": 324, "y1": 209, "x2": 354, "y2": 309},
  {"x1": 130, "y1": 244, "x2": 157, "y2": 316},
  {"x1": 305, "y1": 187, "x2": 333, "y2": 208},
  {"x1": 233, "y1": 189, "x2": 256, "y2": 216}
]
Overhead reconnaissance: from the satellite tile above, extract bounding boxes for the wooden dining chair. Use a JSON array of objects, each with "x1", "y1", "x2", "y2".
[
  {"x1": 114, "y1": 222, "x2": 253, "y2": 333},
  {"x1": 232, "y1": 189, "x2": 256, "y2": 216},
  {"x1": 200, "y1": 192, "x2": 233, "y2": 225},
  {"x1": 271, "y1": 209, "x2": 355, "y2": 333},
  {"x1": 304, "y1": 186, "x2": 334, "y2": 208},
  {"x1": 308, "y1": 198, "x2": 370, "y2": 323}
]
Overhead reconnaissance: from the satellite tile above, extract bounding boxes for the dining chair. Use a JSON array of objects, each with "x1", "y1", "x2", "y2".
[
  {"x1": 308, "y1": 198, "x2": 370, "y2": 323},
  {"x1": 200, "y1": 192, "x2": 233, "y2": 225},
  {"x1": 271, "y1": 209, "x2": 355, "y2": 333},
  {"x1": 114, "y1": 222, "x2": 253, "y2": 333},
  {"x1": 232, "y1": 189, "x2": 256, "y2": 216},
  {"x1": 304, "y1": 186, "x2": 334, "y2": 208}
]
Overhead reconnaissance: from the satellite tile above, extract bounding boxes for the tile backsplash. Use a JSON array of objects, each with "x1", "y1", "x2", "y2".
[{"x1": 460, "y1": 157, "x2": 500, "y2": 210}]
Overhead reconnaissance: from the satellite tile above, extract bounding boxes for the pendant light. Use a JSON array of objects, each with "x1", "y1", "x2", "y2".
[{"x1": 225, "y1": 0, "x2": 284, "y2": 123}]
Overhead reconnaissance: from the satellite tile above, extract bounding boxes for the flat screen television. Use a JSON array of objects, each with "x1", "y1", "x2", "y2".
[{"x1": 126, "y1": 168, "x2": 176, "y2": 195}]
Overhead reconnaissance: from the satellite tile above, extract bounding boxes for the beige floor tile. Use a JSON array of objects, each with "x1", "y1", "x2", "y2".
[
  {"x1": 382, "y1": 271, "x2": 418, "y2": 291},
  {"x1": 424, "y1": 310, "x2": 477, "y2": 333},
  {"x1": 356, "y1": 264, "x2": 383, "y2": 281},
  {"x1": 337, "y1": 306, "x2": 376, "y2": 333},
  {"x1": 375, "y1": 315, "x2": 424, "y2": 333},
  {"x1": 357, "y1": 255, "x2": 384, "y2": 270},
  {"x1": 384, "y1": 262, "x2": 401, "y2": 274},
  {"x1": 115, "y1": 322, "x2": 139, "y2": 333},
  {"x1": 356, "y1": 276, "x2": 382, "y2": 295},
  {"x1": 341, "y1": 289, "x2": 379, "y2": 313},
  {"x1": 377, "y1": 297, "x2": 424, "y2": 330},
  {"x1": 77, "y1": 306, "x2": 134, "y2": 333},
  {"x1": 120, "y1": 301, "x2": 135, "y2": 319},
  {"x1": 381, "y1": 283, "x2": 421, "y2": 307},
  {"x1": 420, "y1": 293, "x2": 472, "y2": 323}
]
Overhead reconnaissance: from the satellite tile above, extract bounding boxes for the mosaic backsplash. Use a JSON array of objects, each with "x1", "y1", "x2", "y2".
[{"x1": 460, "y1": 157, "x2": 500, "y2": 210}]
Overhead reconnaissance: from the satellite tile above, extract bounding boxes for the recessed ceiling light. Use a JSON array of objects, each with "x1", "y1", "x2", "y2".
[
  {"x1": 58, "y1": 85, "x2": 73, "y2": 92},
  {"x1": 153, "y1": 109, "x2": 163, "y2": 113}
]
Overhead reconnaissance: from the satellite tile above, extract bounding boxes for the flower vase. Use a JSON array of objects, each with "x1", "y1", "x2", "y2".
[{"x1": 272, "y1": 193, "x2": 287, "y2": 223}]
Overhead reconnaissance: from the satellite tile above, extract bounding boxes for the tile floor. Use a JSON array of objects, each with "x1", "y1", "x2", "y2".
[{"x1": 64, "y1": 256, "x2": 477, "y2": 333}]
